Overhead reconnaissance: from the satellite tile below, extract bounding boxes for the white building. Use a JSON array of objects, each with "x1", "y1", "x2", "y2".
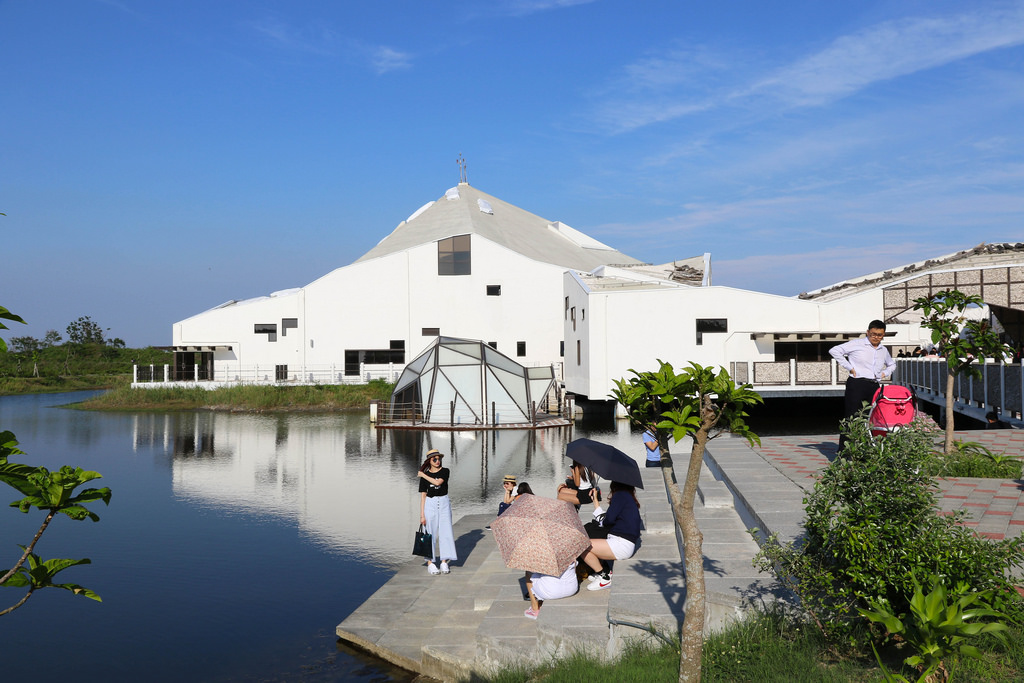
[
  {"x1": 564, "y1": 243, "x2": 1024, "y2": 401},
  {"x1": 169, "y1": 183, "x2": 645, "y2": 384}
]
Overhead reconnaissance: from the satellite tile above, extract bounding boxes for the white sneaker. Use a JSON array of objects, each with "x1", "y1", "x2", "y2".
[
  {"x1": 587, "y1": 574, "x2": 612, "y2": 591},
  {"x1": 427, "y1": 562, "x2": 440, "y2": 575},
  {"x1": 440, "y1": 561, "x2": 450, "y2": 574}
]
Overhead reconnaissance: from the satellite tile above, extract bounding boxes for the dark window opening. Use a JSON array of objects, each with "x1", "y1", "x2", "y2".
[
  {"x1": 275, "y1": 364, "x2": 288, "y2": 381},
  {"x1": 576, "y1": 340, "x2": 581, "y2": 366},
  {"x1": 281, "y1": 318, "x2": 298, "y2": 336},
  {"x1": 516, "y1": 341, "x2": 526, "y2": 357},
  {"x1": 696, "y1": 318, "x2": 728, "y2": 346},
  {"x1": 774, "y1": 342, "x2": 836, "y2": 362},
  {"x1": 438, "y1": 234, "x2": 471, "y2": 275},
  {"x1": 390, "y1": 339, "x2": 405, "y2": 351},
  {"x1": 345, "y1": 348, "x2": 406, "y2": 375},
  {"x1": 559, "y1": 341, "x2": 564, "y2": 357},
  {"x1": 564, "y1": 297, "x2": 569, "y2": 319},
  {"x1": 486, "y1": 285, "x2": 501, "y2": 296},
  {"x1": 422, "y1": 327, "x2": 440, "y2": 336},
  {"x1": 255, "y1": 323, "x2": 277, "y2": 342},
  {"x1": 487, "y1": 341, "x2": 497, "y2": 349}
]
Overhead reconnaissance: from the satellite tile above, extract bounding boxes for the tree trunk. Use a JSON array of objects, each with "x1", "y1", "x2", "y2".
[
  {"x1": 944, "y1": 366, "x2": 956, "y2": 455},
  {"x1": 668, "y1": 402, "x2": 712, "y2": 682}
]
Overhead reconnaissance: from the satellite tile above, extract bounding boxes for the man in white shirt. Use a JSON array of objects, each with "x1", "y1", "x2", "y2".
[{"x1": 829, "y1": 320, "x2": 896, "y2": 454}]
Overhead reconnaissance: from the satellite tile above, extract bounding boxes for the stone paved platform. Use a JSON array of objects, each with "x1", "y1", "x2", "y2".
[
  {"x1": 752, "y1": 428, "x2": 1024, "y2": 540},
  {"x1": 336, "y1": 455, "x2": 779, "y2": 681},
  {"x1": 336, "y1": 428, "x2": 1024, "y2": 681}
]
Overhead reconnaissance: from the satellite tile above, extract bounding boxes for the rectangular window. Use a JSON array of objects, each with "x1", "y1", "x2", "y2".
[
  {"x1": 559, "y1": 341, "x2": 564, "y2": 357},
  {"x1": 486, "y1": 285, "x2": 501, "y2": 296},
  {"x1": 390, "y1": 340, "x2": 405, "y2": 351},
  {"x1": 565, "y1": 297, "x2": 569, "y2": 319},
  {"x1": 281, "y1": 318, "x2": 298, "y2": 336},
  {"x1": 438, "y1": 234, "x2": 471, "y2": 275},
  {"x1": 422, "y1": 327, "x2": 440, "y2": 336},
  {"x1": 254, "y1": 323, "x2": 277, "y2": 342},
  {"x1": 275, "y1": 364, "x2": 288, "y2": 380},
  {"x1": 516, "y1": 341, "x2": 526, "y2": 357},
  {"x1": 576, "y1": 340, "x2": 581, "y2": 366},
  {"x1": 696, "y1": 318, "x2": 728, "y2": 346},
  {"x1": 344, "y1": 348, "x2": 405, "y2": 375}
]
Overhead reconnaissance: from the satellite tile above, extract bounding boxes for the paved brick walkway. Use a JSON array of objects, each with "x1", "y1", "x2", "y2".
[{"x1": 754, "y1": 429, "x2": 1024, "y2": 540}]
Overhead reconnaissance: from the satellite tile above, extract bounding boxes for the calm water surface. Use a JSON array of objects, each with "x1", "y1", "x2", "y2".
[{"x1": 0, "y1": 391, "x2": 640, "y2": 682}]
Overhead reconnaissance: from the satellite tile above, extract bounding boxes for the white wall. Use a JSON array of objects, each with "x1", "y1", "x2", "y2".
[
  {"x1": 174, "y1": 234, "x2": 570, "y2": 374},
  {"x1": 565, "y1": 277, "x2": 925, "y2": 400}
]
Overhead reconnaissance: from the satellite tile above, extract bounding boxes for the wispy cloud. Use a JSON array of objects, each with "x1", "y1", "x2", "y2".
[
  {"x1": 593, "y1": 5, "x2": 1024, "y2": 133},
  {"x1": 753, "y1": 7, "x2": 1024, "y2": 106},
  {"x1": 714, "y1": 242, "x2": 948, "y2": 295},
  {"x1": 369, "y1": 46, "x2": 413, "y2": 74},
  {"x1": 249, "y1": 17, "x2": 338, "y2": 56},
  {"x1": 248, "y1": 16, "x2": 413, "y2": 74},
  {"x1": 500, "y1": 0, "x2": 597, "y2": 17}
]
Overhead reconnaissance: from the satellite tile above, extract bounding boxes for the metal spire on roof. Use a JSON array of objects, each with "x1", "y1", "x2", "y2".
[{"x1": 457, "y1": 153, "x2": 468, "y2": 184}]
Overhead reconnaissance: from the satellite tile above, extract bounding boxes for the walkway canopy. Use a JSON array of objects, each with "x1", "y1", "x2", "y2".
[{"x1": 390, "y1": 337, "x2": 555, "y2": 425}]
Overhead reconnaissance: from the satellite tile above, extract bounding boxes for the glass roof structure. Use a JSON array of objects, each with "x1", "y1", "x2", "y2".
[{"x1": 390, "y1": 337, "x2": 555, "y2": 426}]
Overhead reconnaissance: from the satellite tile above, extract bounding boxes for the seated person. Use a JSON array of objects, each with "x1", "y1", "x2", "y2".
[
  {"x1": 580, "y1": 481, "x2": 642, "y2": 591},
  {"x1": 523, "y1": 560, "x2": 579, "y2": 619},
  {"x1": 497, "y1": 475, "x2": 517, "y2": 515}
]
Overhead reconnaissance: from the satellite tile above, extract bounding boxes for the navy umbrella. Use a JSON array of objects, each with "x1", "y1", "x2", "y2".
[{"x1": 564, "y1": 438, "x2": 644, "y2": 489}]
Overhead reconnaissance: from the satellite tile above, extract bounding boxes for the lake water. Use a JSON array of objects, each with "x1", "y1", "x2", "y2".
[{"x1": 0, "y1": 391, "x2": 641, "y2": 682}]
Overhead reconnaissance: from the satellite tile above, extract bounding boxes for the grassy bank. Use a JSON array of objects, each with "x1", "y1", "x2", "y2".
[
  {"x1": 0, "y1": 343, "x2": 170, "y2": 396},
  {"x1": 75, "y1": 380, "x2": 395, "y2": 412},
  {"x1": 484, "y1": 606, "x2": 1024, "y2": 682}
]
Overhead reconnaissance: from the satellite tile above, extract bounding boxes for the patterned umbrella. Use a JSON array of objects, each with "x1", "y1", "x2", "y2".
[{"x1": 490, "y1": 494, "x2": 590, "y2": 576}]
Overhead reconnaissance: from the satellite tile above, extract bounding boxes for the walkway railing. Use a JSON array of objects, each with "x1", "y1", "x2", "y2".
[
  {"x1": 729, "y1": 359, "x2": 851, "y2": 387},
  {"x1": 132, "y1": 362, "x2": 403, "y2": 387},
  {"x1": 897, "y1": 358, "x2": 1023, "y2": 421},
  {"x1": 375, "y1": 396, "x2": 565, "y2": 427}
]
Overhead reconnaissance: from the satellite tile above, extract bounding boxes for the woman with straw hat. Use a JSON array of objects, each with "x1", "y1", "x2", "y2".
[{"x1": 418, "y1": 448, "x2": 457, "y2": 574}]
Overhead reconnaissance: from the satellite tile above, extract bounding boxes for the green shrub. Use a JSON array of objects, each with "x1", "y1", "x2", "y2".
[
  {"x1": 754, "y1": 417, "x2": 1024, "y2": 641},
  {"x1": 924, "y1": 440, "x2": 1023, "y2": 479}
]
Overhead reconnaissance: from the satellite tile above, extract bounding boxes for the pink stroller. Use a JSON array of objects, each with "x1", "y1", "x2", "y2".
[{"x1": 868, "y1": 384, "x2": 916, "y2": 437}]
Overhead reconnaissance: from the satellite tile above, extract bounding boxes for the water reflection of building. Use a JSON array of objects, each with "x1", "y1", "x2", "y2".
[{"x1": 130, "y1": 412, "x2": 587, "y2": 568}]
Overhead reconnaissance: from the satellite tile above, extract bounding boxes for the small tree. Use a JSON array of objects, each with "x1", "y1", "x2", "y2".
[
  {"x1": 8, "y1": 336, "x2": 40, "y2": 354},
  {"x1": 912, "y1": 290, "x2": 1010, "y2": 455},
  {"x1": 66, "y1": 316, "x2": 106, "y2": 346},
  {"x1": 0, "y1": 306, "x2": 112, "y2": 615},
  {"x1": 612, "y1": 360, "x2": 762, "y2": 682},
  {"x1": 42, "y1": 330, "x2": 62, "y2": 348},
  {"x1": 0, "y1": 432, "x2": 111, "y2": 615}
]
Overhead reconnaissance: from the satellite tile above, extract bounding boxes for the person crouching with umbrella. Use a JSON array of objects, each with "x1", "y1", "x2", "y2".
[
  {"x1": 418, "y1": 448, "x2": 457, "y2": 575},
  {"x1": 523, "y1": 561, "x2": 579, "y2": 619},
  {"x1": 581, "y1": 481, "x2": 641, "y2": 591}
]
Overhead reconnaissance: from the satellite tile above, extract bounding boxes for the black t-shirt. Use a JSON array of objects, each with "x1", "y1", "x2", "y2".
[{"x1": 419, "y1": 467, "x2": 450, "y2": 497}]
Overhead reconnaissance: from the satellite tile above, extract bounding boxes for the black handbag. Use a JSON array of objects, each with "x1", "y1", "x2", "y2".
[
  {"x1": 585, "y1": 515, "x2": 609, "y2": 539},
  {"x1": 412, "y1": 524, "x2": 433, "y2": 558}
]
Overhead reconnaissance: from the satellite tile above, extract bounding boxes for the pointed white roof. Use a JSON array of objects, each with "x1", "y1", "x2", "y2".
[{"x1": 356, "y1": 183, "x2": 642, "y2": 271}]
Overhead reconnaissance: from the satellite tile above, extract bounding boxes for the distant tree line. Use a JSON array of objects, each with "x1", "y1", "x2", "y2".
[
  {"x1": 0, "y1": 315, "x2": 168, "y2": 386},
  {"x1": 6, "y1": 315, "x2": 125, "y2": 354}
]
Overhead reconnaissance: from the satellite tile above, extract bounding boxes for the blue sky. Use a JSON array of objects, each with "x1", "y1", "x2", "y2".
[{"x1": 2, "y1": 0, "x2": 1023, "y2": 347}]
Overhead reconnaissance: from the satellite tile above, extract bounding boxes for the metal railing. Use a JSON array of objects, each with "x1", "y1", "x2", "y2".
[
  {"x1": 897, "y1": 358, "x2": 1023, "y2": 419},
  {"x1": 133, "y1": 362, "x2": 403, "y2": 387},
  {"x1": 729, "y1": 359, "x2": 851, "y2": 387},
  {"x1": 376, "y1": 395, "x2": 564, "y2": 427}
]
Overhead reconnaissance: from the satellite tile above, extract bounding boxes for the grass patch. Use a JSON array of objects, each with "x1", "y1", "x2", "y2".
[
  {"x1": 924, "y1": 440, "x2": 1023, "y2": 479},
  {"x1": 74, "y1": 380, "x2": 395, "y2": 412},
  {"x1": 474, "y1": 607, "x2": 1024, "y2": 682}
]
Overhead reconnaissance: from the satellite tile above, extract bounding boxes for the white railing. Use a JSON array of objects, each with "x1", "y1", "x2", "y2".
[{"x1": 132, "y1": 362, "x2": 404, "y2": 388}]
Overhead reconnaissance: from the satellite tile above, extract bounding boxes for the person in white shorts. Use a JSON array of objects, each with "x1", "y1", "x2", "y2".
[{"x1": 523, "y1": 560, "x2": 579, "y2": 619}]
